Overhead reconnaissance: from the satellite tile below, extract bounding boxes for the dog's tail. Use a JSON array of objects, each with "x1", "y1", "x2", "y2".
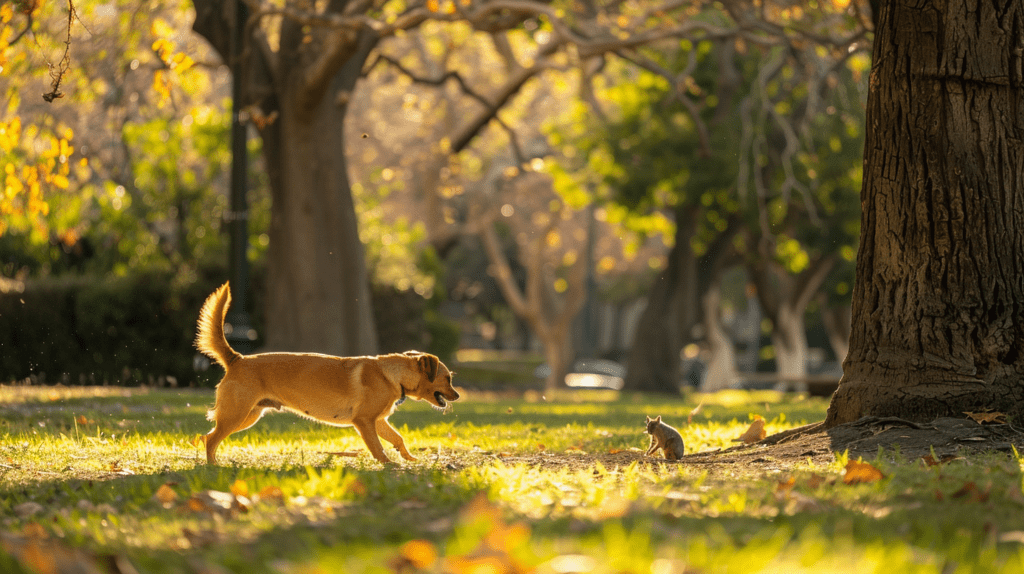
[{"x1": 195, "y1": 282, "x2": 242, "y2": 370}]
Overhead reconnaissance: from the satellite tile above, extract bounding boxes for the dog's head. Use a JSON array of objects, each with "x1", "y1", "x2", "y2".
[{"x1": 404, "y1": 351, "x2": 460, "y2": 411}]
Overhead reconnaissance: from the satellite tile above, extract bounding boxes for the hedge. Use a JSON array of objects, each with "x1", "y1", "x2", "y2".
[{"x1": 0, "y1": 271, "x2": 457, "y2": 387}]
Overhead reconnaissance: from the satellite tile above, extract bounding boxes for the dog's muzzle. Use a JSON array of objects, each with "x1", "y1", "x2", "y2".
[{"x1": 434, "y1": 390, "x2": 459, "y2": 408}]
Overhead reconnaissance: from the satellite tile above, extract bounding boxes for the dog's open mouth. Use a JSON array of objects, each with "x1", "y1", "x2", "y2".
[{"x1": 433, "y1": 391, "x2": 455, "y2": 413}]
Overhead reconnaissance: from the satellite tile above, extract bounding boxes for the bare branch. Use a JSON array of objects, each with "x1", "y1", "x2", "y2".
[
  {"x1": 477, "y1": 208, "x2": 535, "y2": 322},
  {"x1": 613, "y1": 48, "x2": 713, "y2": 157},
  {"x1": 43, "y1": 0, "x2": 78, "y2": 102}
]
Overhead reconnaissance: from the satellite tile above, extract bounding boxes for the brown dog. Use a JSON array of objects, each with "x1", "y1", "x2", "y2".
[{"x1": 195, "y1": 282, "x2": 460, "y2": 464}]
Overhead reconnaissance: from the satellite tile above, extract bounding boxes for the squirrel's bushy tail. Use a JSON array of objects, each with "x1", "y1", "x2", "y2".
[{"x1": 195, "y1": 282, "x2": 242, "y2": 370}]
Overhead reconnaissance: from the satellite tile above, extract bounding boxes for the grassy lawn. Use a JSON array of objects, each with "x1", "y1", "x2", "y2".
[{"x1": 1, "y1": 385, "x2": 1023, "y2": 573}]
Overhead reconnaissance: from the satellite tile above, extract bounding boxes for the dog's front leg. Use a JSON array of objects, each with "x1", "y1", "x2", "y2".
[
  {"x1": 352, "y1": 418, "x2": 393, "y2": 464},
  {"x1": 376, "y1": 418, "x2": 416, "y2": 461}
]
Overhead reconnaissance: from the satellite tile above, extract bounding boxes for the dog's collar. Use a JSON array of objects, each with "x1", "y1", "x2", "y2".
[{"x1": 395, "y1": 385, "x2": 406, "y2": 406}]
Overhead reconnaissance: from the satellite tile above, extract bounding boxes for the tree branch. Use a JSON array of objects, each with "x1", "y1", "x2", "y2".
[
  {"x1": 477, "y1": 208, "x2": 535, "y2": 322},
  {"x1": 613, "y1": 48, "x2": 712, "y2": 157}
]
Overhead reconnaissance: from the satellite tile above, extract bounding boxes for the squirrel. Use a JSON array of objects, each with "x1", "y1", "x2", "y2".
[{"x1": 644, "y1": 415, "x2": 685, "y2": 460}]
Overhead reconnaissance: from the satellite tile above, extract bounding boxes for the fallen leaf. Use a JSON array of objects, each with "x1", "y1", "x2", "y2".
[
  {"x1": 75, "y1": 415, "x2": 90, "y2": 425},
  {"x1": 964, "y1": 411, "x2": 1007, "y2": 424},
  {"x1": 843, "y1": 460, "x2": 884, "y2": 485},
  {"x1": 805, "y1": 474, "x2": 826, "y2": 489},
  {"x1": 347, "y1": 480, "x2": 367, "y2": 497},
  {"x1": 154, "y1": 484, "x2": 178, "y2": 507},
  {"x1": 186, "y1": 490, "x2": 249, "y2": 516},
  {"x1": 257, "y1": 485, "x2": 285, "y2": 501},
  {"x1": 190, "y1": 434, "x2": 205, "y2": 447},
  {"x1": 921, "y1": 454, "x2": 960, "y2": 466},
  {"x1": 399, "y1": 539, "x2": 437, "y2": 569},
  {"x1": 950, "y1": 481, "x2": 990, "y2": 503},
  {"x1": 733, "y1": 416, "x2": 766, "y2": 444},
  {"x1": 536, "y1": 443, "x2": 546, "y2": 451},
  {"x1": 1, "y1": 531, "x2": 109, "y2": 574},
  {"x1": 776, "y1": 476, "x2": 796, "y2": 492},
  {"x1": 229, "y1": 480, "x2": 249, "y2": 498}
]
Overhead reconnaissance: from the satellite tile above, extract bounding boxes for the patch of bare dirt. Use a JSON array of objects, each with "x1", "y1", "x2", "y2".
[{"x1": 444, "y1": 417, "x2": 1024, "y2": 475}]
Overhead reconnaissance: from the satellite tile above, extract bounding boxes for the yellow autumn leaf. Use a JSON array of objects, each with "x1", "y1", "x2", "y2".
[
  {"x1": 843, "y1": 460, "x2": 884, "y2": 484},
  {"x1": 154, "y1": 483, "x2": 178, "y2": 506},
  {"x1": 733, "y1": 415, "x2": 766, "y2": 444},
  {"x1": 400, "y1": 540, "x2": 437, "y2": 569},
  {"x1": 229, "y1": 479, "x2": 249, "y2": 498}
]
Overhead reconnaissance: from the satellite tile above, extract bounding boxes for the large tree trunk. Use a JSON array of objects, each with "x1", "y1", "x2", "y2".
[
  {"x1": 261, "y1": 66, "x2": 378, "y2": 355},
  {"x1": 622, "y1": 207, "x2": 699, "y2": 393},
  {"x1": 192, "y1": 0, "x2": 380, "y2": 356},
  {"x1": 826, "y1": 0, "x2": 1024, "y2": 426}
]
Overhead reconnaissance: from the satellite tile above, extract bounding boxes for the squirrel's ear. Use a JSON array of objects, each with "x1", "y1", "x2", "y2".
[
  {"x1": 645, "y1": 416, "x2": 652, "y2": 423},
  {"x1": 655, "y1": 416, "x2": 662, "y2": 423}
]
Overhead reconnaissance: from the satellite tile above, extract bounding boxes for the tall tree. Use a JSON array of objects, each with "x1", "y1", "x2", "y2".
[
  {"x1": 188, "y1": 0, "x2": 743, "y2": 355},
  {"x1": 191, "y1": 0, "x2": 381, "y2": 354},
  {"x1": 826, "y1": 0, "x2": 1024, "y2": 425}
]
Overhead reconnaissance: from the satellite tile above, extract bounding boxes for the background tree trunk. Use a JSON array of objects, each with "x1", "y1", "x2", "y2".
[
  {"x1": 699, "y1": 280, "x2": 737, "y2": 392},
  {"x1": 826, "y1": 0, "x2": 1024, "y2": 426},
  {"x1": 622, "y1": 207, "x2": 699, "y2": 393},
  {"x1": 748, "y1": 254, "x2": 835, "y2": 392},
  {"x1": 820, "y1": 298, "x2": 851, "y2": 365}
]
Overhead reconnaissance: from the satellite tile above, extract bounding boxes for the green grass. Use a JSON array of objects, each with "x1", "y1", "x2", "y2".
[{"x1": 1, "y1": 385, "x2": 1023, "y2": 573}]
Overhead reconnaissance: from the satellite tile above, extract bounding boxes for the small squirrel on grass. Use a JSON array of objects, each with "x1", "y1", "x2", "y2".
[{"x1": 644, "y1": 415, "x2": 685, "y2": 460}]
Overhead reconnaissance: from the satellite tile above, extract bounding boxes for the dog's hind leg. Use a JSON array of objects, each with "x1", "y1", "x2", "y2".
[
  {"x1": 204, "y1": 382, "x2": 261, "y2": 464},
  {"x1": 352, "y1": 418, "x2": 392, "y2": 464},
  {"x1": 376, "y1": 418, "x2": 416, "y2": 461}
]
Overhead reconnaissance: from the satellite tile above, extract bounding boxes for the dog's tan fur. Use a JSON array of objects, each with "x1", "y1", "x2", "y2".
[{"x1": 195, "y1": 282, "x2": 460, "y2": 464}]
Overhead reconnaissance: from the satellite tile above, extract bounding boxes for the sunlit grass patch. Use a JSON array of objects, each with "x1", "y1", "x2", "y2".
[{"x1": 1, "y1": 386, "x2": 1023, "y2": 573}]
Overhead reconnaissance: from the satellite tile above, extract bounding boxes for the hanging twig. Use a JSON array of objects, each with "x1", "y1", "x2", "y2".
[{"x1": 43, "y1": 0, "x2": 77, "y2": 102}]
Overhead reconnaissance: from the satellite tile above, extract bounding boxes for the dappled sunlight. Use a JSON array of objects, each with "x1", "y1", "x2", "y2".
[{"x1": 2, "y1": 386, "x2": 1024, "y2": 571}]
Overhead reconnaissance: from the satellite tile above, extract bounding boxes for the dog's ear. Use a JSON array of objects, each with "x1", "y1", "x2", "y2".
[{"x1": 418, "y1": 354, "x2": 439, "y2": 382}]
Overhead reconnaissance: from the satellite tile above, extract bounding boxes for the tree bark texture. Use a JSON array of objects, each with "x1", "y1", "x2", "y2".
[
  {"x1": 260, "y1": 58, "x2": 378, "y2": 355},
  {"x1": 192, "y1": 0, "x2": 379, "y2": 356},
  {"x1": 826, "y1": 1, "x2": 1024, "y2": 426}
]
